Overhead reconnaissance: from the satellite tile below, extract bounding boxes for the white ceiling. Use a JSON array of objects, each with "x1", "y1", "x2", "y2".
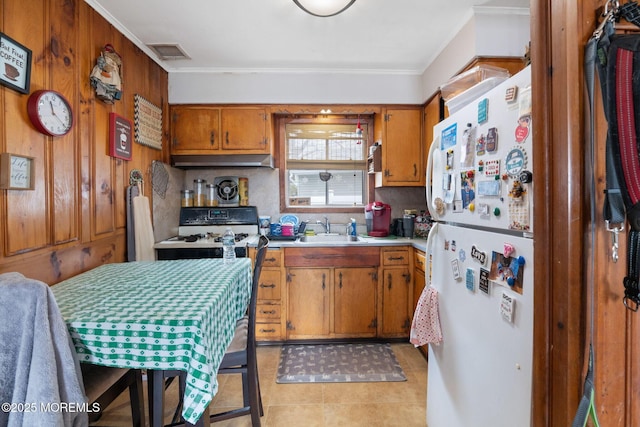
[{"x1": 86, "y1": 0, "x2": 530, "y2": 76}]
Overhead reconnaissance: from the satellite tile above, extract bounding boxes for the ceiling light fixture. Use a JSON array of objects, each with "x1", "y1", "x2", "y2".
[{"x1": 293, "y1": 0, "x2": 356, "y2": 17}]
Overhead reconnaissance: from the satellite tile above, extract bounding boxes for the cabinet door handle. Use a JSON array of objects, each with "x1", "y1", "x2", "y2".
[
  {"x1": 265, "y1": 257, "x2": 277, "y2": 263},
  {"x1": 413, "y1": 163, "x2": 417, "y2": 177},
  {"x1": 403, "y1": 272, "x2": 411, "y2": 284},
  {"x1": 260, "y1": 309, "x2": 277, "y2": 315},
  {"x1": 259, "y1": 328, "x2": 276, "y2": 333},
  {"x1": 388, "y1": 273, "x2": 392, "y2": 290},
  {"x1": 210, "y1": 131, "x2": 215, "y2": 146},
  {"x1": 339, "y1": 272, "x2": 343, "y2": 289},
  {"x1": 388, "y1": 256, "x2": 405, "y2": 261},
  {"x1": 226, "y1": 131, "x2": 229, "y2": 145},
  {"x1": 322, "y1": 273, "x2": 326, "y2": 290},
  {"x1": 259, "y1": 283, "x2": 276, "y2": 288}
]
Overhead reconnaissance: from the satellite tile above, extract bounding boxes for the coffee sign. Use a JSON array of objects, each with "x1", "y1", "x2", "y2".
[{"x1": 0, "y1": 32, "x2": 31, "y2": 94}]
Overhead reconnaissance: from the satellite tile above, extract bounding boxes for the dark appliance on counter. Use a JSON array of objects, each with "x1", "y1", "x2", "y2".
[{"x1": 155, "y1": 206, "x2": 259, "y2": 260}]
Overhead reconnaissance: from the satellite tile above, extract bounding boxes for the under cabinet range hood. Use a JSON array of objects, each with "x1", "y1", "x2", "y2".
[{"x1": 171, "y1": 154, "x2": 275, "y2": 169}]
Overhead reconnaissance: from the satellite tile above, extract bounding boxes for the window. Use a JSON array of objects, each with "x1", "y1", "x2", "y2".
[{"x1": 279, "y1": 117, "x2": 371, "y2": 212}]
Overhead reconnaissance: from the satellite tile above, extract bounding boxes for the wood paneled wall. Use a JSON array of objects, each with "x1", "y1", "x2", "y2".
[
  {"x1": 532, "y1": 0, "x2": 640, "y2": 425},
  {"x1": 0, "y1": 0, "x2": 168, "y2": 284}
]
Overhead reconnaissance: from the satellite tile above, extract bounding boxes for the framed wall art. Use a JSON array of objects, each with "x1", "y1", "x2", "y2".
[
  {"x1": 134, "y1": 94, "x2": 162, "y2": 150},
  {"x1": 109, "y1": 112, "x2": 133, "y2": 160},
  {"x1": 0, "y1": 153, "x2": 35, "y2": 190},
  {"x1": 0, "y1": 32, "x2": 31, "y2": 94}
]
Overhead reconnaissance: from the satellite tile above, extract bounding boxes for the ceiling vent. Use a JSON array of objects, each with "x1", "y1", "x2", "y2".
[{"x1": 147, "y1": 44, "x2": 190, "y2": 60}]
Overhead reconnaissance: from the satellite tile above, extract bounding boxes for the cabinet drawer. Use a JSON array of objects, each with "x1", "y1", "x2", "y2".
[
  {"x1": 256, "y1": 323, "x2": 281, "y2": 340},
  {"x1": 383, "y1": 249, "x2": 410, "y2": 265},
  {"x1": 263, "y1": 249, "x2": 281, "y2": 268},
  {"x1": 257, "y1": 303, "x2": 281, "y2": 321},
  {"x1": 414, "y1": 250, "x2": 426, "y2": 272},
  {"x1": 257, "y1": 270, "x2": 281, "y2": 300}
]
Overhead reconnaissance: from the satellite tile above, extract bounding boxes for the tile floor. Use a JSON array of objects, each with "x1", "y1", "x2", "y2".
[{"x1": 92, "y1": 343, "x2": 428, "y2": 427}]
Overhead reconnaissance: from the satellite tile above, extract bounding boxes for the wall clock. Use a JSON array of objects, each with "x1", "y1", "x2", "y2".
[{"x1": 27, "y1": 90, "x2": 73, "y2": 136}]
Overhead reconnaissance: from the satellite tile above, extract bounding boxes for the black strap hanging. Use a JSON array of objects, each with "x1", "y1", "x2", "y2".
[{"x1": 594, "y1": 1, "x2": 640, "y2": 311}]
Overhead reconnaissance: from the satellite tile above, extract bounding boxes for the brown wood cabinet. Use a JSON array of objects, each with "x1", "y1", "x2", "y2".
[
  {"x1": 284, "y1": 246, "x2": 380, "y2": 340},
  {"x1": 423, "y1": 93, "x2": 442, "y2": 170},
  {"x1": 170, "y1": 106, "x2": 270, "y2": 155},
  {"x1": 380, "y1": 247, "x2": 413, "y2": 337},
  {"x1": 286, "y1": 267, "x2": 331, "y2": 339},
  {"x1": 334, "y1": 267, "x2": 378, "y2": 338},
  {"x1": 220, "y1": 108, "x2": 270, "y2": 151},
  {"x1": 375, "y1": 107, "x2": 423, "y2": 187},
  {"x1": 251, "y1": 247, "x2": 284, "y2": 341},
  {"x1": 171, "y1": 106, "x2": 220, "y2": 152}
]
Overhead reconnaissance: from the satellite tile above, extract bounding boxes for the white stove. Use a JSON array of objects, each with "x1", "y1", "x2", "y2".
[{"x1": 154, "y1": 206, "x2": 260, "y2": 259}]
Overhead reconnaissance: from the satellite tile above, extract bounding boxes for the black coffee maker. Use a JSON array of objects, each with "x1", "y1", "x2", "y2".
[{"x1": 391, "y1": 218, "x2": 404, "y2": 237}]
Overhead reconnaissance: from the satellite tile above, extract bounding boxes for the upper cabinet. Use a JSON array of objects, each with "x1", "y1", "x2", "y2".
[
  {"x1": 171, "y1": 106, "x2": 271, "y2": 155},
  {"x1": 220, "y1": 108, "x2": 270, "y2": 151},
  {"x1": 375, "y1": 107, "x2": 423, "y2": 187},
  {"x1": 171, "y1": 106, "x2": 220, "y2": 152}
]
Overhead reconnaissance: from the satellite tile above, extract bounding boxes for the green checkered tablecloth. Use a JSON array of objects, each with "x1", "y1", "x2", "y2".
[{"x1": 51, "y1": 258, "x2": 252, "y2": 424}]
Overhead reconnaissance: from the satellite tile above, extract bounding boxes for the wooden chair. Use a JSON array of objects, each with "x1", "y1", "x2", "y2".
[
  {"x1": 81, "y1": 364, "x2": 145, "y2": 426},
  {"x1": 209, "y1": 234, "x2": 268, "y2": 426},
  {"x1": 163, "y1": 235, "x2": 269, "y2": 426}
]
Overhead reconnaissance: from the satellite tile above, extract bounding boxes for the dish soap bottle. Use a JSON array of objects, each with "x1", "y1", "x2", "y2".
[{"x1": 222, "y1": 227, "x2": 236, "y2": 264}]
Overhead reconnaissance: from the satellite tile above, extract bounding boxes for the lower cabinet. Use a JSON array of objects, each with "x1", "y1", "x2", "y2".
[
  {"x1": 286, "y1": 266, "x2": 378, "y2": 340},
  {"x1": 380, "y1": 248, "x2": 413, "y2": 338},
  {"x1": 334, "y1": 267, "x2": 378, "y2": 337},
  {"x1": 284, "y1": 246, "x2": 380, "y2": 340},
  {"x1": 256, "y1": 245, "x2": 416, "y2": 341},
  {"x1": 286, "y1": 267, "x2": 331, "y2": 339},
  {"x1": 251, "y1": 247, "x2": 285, "y2": 341}
]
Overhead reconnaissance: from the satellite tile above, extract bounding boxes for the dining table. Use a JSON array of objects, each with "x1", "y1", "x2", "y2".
[{"x1": 50, "y1": 258, "x2": 253, "y2": 426}]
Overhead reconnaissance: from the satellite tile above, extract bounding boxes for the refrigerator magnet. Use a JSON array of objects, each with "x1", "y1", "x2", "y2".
[
  {"x1": 441, "y1": 123, "x2": 457, "y2": 150},
  {"x1": 505, "y1": 85, "x2": 518, "y2": 103},
  {"x1": 466, "y1": 268, "x2": 475, "y2": 292},
  {"x1": 471, "y1": 245, "x2": 487, "y2": 265},
  {"x1": 478, "y1": 203, "x2": 491, "y2": 219},
  {"x1": 500, "y1": 292, "x2": 516, "y2": 323},
  {"x1": 515, "y1": 115, "x2": 531, "y2": 143},
  {"x1": 451, "y1": 259, "x2": 461, "y2": 280},
  {"x1": 476, "y1": 134, "x2": 486, "y2": 156},
  {"x1": 486, "y1": 127, "x2": 498, "y2": 152},
  {"x1": 484, "y1": 159, "x2": 500, "y2": 177},
  {"x1": 479, "y1": 268, "x2": 490, "y2": 294},
  {"x1": 505, "y1": 146, "x2": 527, "y2": 177},
  {"x1": 477, "y1": 98, "x2": 489, "y2": 124}
]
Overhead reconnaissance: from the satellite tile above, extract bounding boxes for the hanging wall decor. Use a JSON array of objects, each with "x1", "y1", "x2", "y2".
[
  {"x1": 0, "y1": 153, "x2": 34, "y2": 190},
  {"x1": 134, "y1": 94, "x2": 162, "y2": 150},
  {"x1": 109, "y1": 113, "x2": 133, "y2": 160},
  {"x1": 89, "y1": 44, "x2": 122, "y2": 104},
  {"x1": 0, "y1": 32, "x2": 31, "y2": 94}
]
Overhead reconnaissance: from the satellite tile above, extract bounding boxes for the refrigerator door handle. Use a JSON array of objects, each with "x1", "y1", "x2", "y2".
[
  {"x1": 426, "y1": 137, "x2": 440, "y2": 221},
  {"x1": 425, "y1": 222, "x2": 439, "y2": 287}
]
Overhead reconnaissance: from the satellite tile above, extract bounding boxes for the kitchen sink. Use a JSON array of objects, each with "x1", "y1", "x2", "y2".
[{"x1": 298, "y1": 234, "x2": 360, "y2": 243}]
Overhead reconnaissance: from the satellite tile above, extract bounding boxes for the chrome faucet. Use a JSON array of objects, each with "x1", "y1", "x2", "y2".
[{"x1": 316, "y1": 216, "x2": 330, "y2": 234}]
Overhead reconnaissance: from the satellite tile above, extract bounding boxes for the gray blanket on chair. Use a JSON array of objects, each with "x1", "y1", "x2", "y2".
[{"x1": 0, "y1": 272, "x2": 88, "y2": 427}]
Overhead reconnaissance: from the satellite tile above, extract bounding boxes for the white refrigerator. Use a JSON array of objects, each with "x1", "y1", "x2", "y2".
[{"x1": 425, "y1": 66, "x2": 534, "y2": 427}]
